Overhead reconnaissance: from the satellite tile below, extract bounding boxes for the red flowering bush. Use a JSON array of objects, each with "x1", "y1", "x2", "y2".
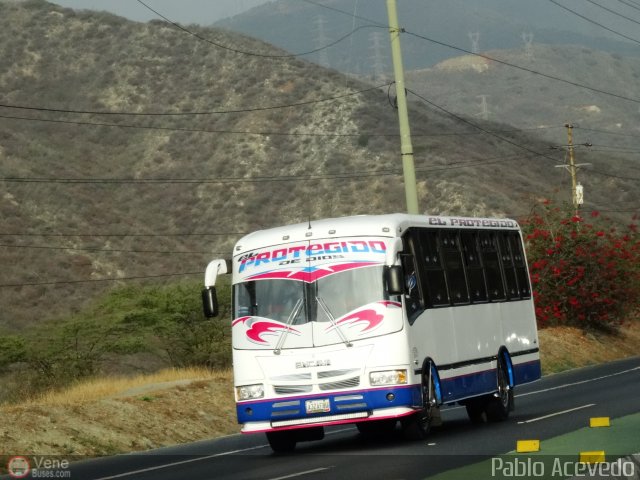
[{"x1": 521, "y1": 201, "x2": 639, "y2": 331}]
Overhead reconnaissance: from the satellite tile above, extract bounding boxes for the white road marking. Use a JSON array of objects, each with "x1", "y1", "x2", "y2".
[
  {"x1": 91, "y1": 444, "x2": 267, "y2": 480},
  {"x1": 517, "y1": 403, "x2": 595, "y2": 424},
  {"x1": 267, "y1": 467, "x2": 333, "y2": 480},
  {"x1": 91, "y1": 429, "x2": 353, "y2": 479},
  {"x1": 516, "y1": 366, "x2": 640, "y2": 398}
]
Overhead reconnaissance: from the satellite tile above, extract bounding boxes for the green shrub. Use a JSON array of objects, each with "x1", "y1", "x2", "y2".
[{"x1": 0, "y1": 279, "x2": 232, "y2": 397}]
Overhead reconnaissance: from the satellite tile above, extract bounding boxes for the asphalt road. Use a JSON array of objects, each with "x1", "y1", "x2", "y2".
[{"x1": 15, "y1": 357, "x2": 640, "y2": 480}]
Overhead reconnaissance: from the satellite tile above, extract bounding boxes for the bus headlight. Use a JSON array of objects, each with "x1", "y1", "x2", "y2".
[
  {"x1": 236, "y1": 384, "x2": 264, "y2": 401},
  {"x1": 369, "y1": 369, "x2": 407, "y2": 386}
]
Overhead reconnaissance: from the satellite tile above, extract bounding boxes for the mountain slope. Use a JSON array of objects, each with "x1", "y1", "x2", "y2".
[{"x1": 0, "y1": 0, "x2": 635, "y2": 328}]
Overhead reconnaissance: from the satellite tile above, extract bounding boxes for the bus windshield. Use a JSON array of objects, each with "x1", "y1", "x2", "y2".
[{"x1": 233, "y1": 265, "x2": 386, "y2": 324}]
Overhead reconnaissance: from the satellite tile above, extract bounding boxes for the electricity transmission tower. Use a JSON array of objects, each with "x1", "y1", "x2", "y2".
[
  {"x1": 522, "y1": 32, "x2": 534, "y2": 60},
  {"x1": 476, "y1": 95, "x2": 490, "y2": 120},
  {"x1": 314, "y1": 15, "x2": 330, "y2": 68},
  {"x1": 468, "y1": 32, "x2": 480, "y2": 54},
  {"x1": 369, "y1": 31, "x2": 388, "y2": 82}
]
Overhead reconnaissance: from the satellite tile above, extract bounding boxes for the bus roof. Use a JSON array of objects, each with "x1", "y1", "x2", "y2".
[{"x1": 233, "y1": 213, "x2": 520, "y2": 256}]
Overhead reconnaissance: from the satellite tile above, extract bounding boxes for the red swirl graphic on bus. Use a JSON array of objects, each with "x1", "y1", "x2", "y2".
[
  {"x1": 324, "y1": 302, "x2": 400, "y2": 335},
  {"x1": 233, "y1": 317, "x2": 301, "y2": 345}
]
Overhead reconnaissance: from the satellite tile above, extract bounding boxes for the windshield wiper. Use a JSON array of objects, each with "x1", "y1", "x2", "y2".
[
  {"x1": 316, "y1": 296, "x2": 353, "y2": 348},
  {"x1": 273, "y1": 298, "x2": 303, "y2": 355}
]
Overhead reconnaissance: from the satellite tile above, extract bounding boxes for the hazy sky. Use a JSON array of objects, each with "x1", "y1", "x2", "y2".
[{"x1": 50, "y1": 0, "x2": 270, "y2": 24}]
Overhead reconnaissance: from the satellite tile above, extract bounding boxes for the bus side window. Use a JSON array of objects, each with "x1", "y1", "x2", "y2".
[
  {"x1": 509, "y1": 233, "x2": 531, "y2": 299},
  {"x1": 498, "y1": 233, "x2": 519, "y2": 300},
  {"x1": 461, "y1": 231, "x2": 488, "y2": 303},
  {"x1": 440, "y1": 231, "x2": 469, "y2": 305},
  {"x1": 418, "y1": 230, "x2": 449, "y2": 307},
  {"x1": 479, "y1": 232, "x2": 506, "y2": 301}
]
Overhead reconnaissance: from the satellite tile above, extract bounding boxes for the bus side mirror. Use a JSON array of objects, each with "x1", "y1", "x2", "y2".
[
  {"x1": 202, "y1": 287, "x2": 219, "y2": 318},
  {"x1": 386, "y1": 265, "x2": 404, "y2": 295}
]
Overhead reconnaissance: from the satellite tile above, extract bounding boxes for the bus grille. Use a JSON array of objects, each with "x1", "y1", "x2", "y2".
[
  {"x1": 319, "y1": 376, "x2": 360, "y2": 391},
  {"x1": 273, "y1": 385, "x2": 313, "y2": 395}
]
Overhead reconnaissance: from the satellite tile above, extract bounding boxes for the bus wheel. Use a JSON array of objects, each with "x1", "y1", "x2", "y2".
[
  {"x1": 402, "y1": 364, "x2": 439, "y2": 440},
  {"x1": 485, "y1": 357, "x2": 513, "y2": 422},
  {"x1": 266, "y1": 431, "x2": 296, "y2": 453}
]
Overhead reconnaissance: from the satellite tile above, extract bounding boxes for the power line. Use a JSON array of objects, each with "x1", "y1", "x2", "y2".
[
  {"x1": 416, "y1": 154, "x2": 539, "y2": 172},
  {"x1": 614, "y1": 0, "x2": 640, "y2": 13},
  {"x1": 0, "y1": 271, "x2": 203, "y2": 289},
  {"x1": 0, "y1": 152, "x2": 551, "y2": 186},
  {"x1": 0, "y1": 113, "x2": 561, "y2": 139},
  {"x1": 0, "y1": 243, "x2": 221, "y2": 255},
  {"x1": 302, "y1": 0, "x2": 640, "y2": 105},
  {"x1": 0, "y1": 83, "x2": 389, "y2": 117},
  {"x1": 0, "y1": 113, "x2": 381, "y2": 137},
  {"x1": 136, "y1": 0, "x2": 383, "y2": 59},
  {"x1": 0, "y1": 232, "x2": 244, "y2": 237},
  {"x1": 301, "y1": 0, "x2": 387, "y2": 28},
  {"x1": 586, "y1": 145, "x2": 640, "y2": 153},
  {"x1": 548, "y1": 0, "x2": 640, "y2": 45},
  {"x1": 585, "y1": 167, "x2": 640, "y2": 181},
  {"x1": 583, "y1": 0, "x2": 640, "y2": 26},
  {"x1": 0, "y1": 172, "x2": 395, "y2": 184},
  {"x1": 0, "y1": 113, "x2": 562, "y2": 138},
  {"x1": 403, "y1": 30, "x2": 640, "y2": 104},
  {"x1": 574, "y1": 126, "x2": 640, "y2": 138},
  {"x1": 406, "y1": 88, "x2": 559, "y2": 165}
]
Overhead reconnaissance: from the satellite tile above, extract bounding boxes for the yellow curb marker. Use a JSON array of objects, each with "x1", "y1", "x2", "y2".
[
  {"x1": 579, "y1": 451, "x2": 606, "y2": 464},
  {"x1": 589, "y1": 417, "x2": 610, "y2": 428},
  {"x1": 516, "y1": 440, "x2": 540, "y2": 453}
]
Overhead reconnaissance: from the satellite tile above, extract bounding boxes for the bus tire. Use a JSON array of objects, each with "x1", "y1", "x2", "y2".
[
  {"x1": 266, "y1": 431, "x2": 297, "y2": 453},
  {"x1": 485, "y1": 356, "x2": 513, "y2": 422},
  {"x1": 402, "y1": 362, "x2": 439, "y2": 440}
]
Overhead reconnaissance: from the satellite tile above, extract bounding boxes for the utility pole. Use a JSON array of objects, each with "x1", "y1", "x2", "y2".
[
  {"x1": 554, "y1": 123, "x2": 590, "y2": 214},
  {"x1": 386, "y1": 0, "x2": 419, "y2": 214}
]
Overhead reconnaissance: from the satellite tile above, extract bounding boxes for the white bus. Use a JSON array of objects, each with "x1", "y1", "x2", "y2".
[{"x1": 202, "y1": 214, "x2": 541, "y2": 452}]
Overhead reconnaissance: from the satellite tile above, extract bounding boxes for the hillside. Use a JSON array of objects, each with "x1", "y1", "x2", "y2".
[
  {"x1": 404, "y1": 45, "x2": 640, "y2": 215},
  {"x1": 406, "y1": 45, "x2": 640, "y2": 144},
  {"x1": 0, "y1": 0, "x2": 637, "y2": 329}
]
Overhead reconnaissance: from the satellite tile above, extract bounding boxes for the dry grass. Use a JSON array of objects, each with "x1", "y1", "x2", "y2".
[
  {"x1": 0, "y1": 368, "x2": 237, "y2": 457},
  {"x1": 538, "y1": 321, "x2": 640, "y2": 374},
  {"x1": 18, "y1": 367, "x2": 231, "y2": 407}
]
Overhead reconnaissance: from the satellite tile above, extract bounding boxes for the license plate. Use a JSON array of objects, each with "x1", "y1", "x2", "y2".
[{"x1": 305, "y1": 398, "x2": 330, "y2": 414}]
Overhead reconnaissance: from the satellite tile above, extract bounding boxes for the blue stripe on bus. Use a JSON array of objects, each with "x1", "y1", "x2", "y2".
[
  {"x1": 438, "y1": 360, "x2": 541, "y2": 403},
  {"x1": 439, "y1": 369, "x2": 498, "y2": 402},
  {"x1": 513, "y1": 359, "x2": 542, "y2": 385},
  {"x1": 236, "y1": 385, "x2": 420, "y2": 424}
]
